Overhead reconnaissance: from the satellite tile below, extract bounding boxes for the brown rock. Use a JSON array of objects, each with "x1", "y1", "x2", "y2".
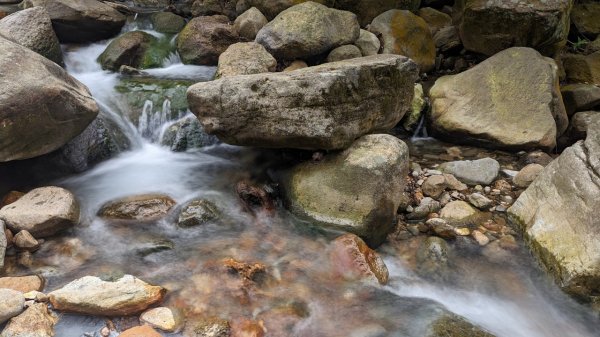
[
  {"x1": 0, "y1": 275, "x2": 45, "y2": 293},
  {"x1": 513, "y1": 164, "x2": 545, "y2": 188},
  {"x1": 97, "y1": 194, "x2": 176, "y2": 221},
  {"x1": 1, "y1": 303, "x2": 57, "y2": 337},
  {"x1": 329, "y1": 233, "x2": 389, "y2": 285},
  {"x1": 0, "y1": 191, "x2": 24, "y2": 208},
  {"x1": 231, "y1": 319, "x2": 265, "y2": 337},
  {"x1": 118, "y1": 325, "x2": 163, "y2": 337},
  {"x1": 563, "y1": 52, "x2": 600, "y2": 85},
  {"x1": 176, "y1": 15, "x2": 239, "y2": 65},
  {"x1": 13, "y1": 230, "x2": 40, "y2": 252}
]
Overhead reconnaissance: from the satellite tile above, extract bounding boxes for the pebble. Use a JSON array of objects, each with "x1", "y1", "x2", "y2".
[
  {"x1": 472, "y1": 230, "x2": 490, "y2": 246},
  {"x1": 501, "y1": 195, "x2": 514, "y2": 204},
  {"x1": 484, "y1": 186, "x2": 491, "y2": 193},
  {"x1": 474, "y1": 185, "x2": 483, "y2": 192},
  {"x1": 425, "y1": 169, "x2": 443, "y2": 176},
  {"x1": 467, "y1": 193, "x2": 493, "y2": 209},
  {"x1": 495, "y1": 205, "x2": 508, "y2": 212},
  {"x1": 454, "y1": 227, "x2": 471, "y2": 236}
]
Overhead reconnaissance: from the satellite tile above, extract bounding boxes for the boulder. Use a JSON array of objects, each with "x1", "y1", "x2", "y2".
[
  {"x1": 151, "y1": 12, "x2": 186, "y2": 34},
  {"x1": 191, "y1": 0, "x2": 237, "y2": 18},
  {"x1": 433, "y1": 26, "x2": 461, "y2": 53},
  {"x1": 280, "y1": 134, "x2": 409, "y2": 246},
  {"x1": 216, "y1": 42, "x2": 276, "y2": 78},
  {"x1": 0, "y1": 289, "x2": 24, "y2": 324},
  {"x1": 140, "y1": 307, "x2": 184, "y2": 332},
  {"x1": 354, "y1": 29, "x2": 380, "y2": 56},
  {"x1": 428, "y1": 47, "x2": 568, "y2": 151},
  {"x1": 560, "y1": 84, "x2": 600, "y2": 117},
  {"x1": 0, "y1": 275, "x2": 45, "y2": 293},
  {"x1": 98, "y1": 31, "x2": 160, "y2": 71},
  {"x1": 0, "y1": 187, "x2": 80, "y2": 238},
  {"x1": 508, "y1": 115, "x2": 600, "y2": 305},
  {"x1": 48, "y1": 275, "x2": 166, "y2": 316},
  {"x1": 22, "y1": 0, "x2": 126, "y2": 43},
  {"x1": 0, "y1": 303, "x2": 57, "y2": 337},
  {"x1": 326, "y1": 44, "x2": 362, "y2": 63},
  {"x1": 563, "y1": 52, "x2": 600, "y2": 85},
  {"x1": 439, "y1": 158, "x2": 500, "y2": 186},
  {"x1": 418, "y1": 7, "x2": 451, "y2": 35},
  {"x1": 233, "y1": 7, "x2": 267, "y2": 40},
  {"x1": 187, "y1": 54, "x2": 418, "y2": 150},
  {"x1": 329, "y1": 233, "x2": 389, "y2": 284},
  {"x1": 571, "y1": 1, "x2": 600, "y2": 38},
  {"x1": 334, "y1": 0, "x2": 421, "y2": 26},
  {"x1": 513, "y1": 164, "x2": 545, "y2": 188},
  {"x1": 178, "y1": 199, "x2": 220, "y2": 227},
  {"x1": 454, "y1": 0, "x2": 573, "y2": 56},
  {"x1": 118, "y1": 326, "x2": 163, "y2": 337},
  {"x1": 0, "y1": 37, "x2": 99, "y2": 162},
  {"x1": 369, "y1": 10, "x2": 435, "y2": 73},
  {"x1": 567, "y1": 111, "x2": 600, "y2": 141},
  {"x1": 176, "y1": 15, "x2": 239, "y2": 65},
  {"x1": 97, "y1": 194, "x2": 176, "y2": 221},
  {"x1": 255, "y1": 2, "x2": 360, "y2": 60},
  {"x1": 0, "y1": 7, "x2": 63, "y2": 66},
  {"x1": 236, "y1": 0, "x2": 334, "y2": 20}
]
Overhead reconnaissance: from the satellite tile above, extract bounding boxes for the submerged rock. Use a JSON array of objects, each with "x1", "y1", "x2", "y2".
[
  {"x1": 0, "y1": 37, "x2": 99, "y2": 162},
  {"x1": 1, "y1": 303, "x2": 57, "y2": 337},
  {"x1": 98, "y1": 194, "x2": 176, "y2": 221},
  {"x1": 184, "y1": 317, "x2": 230, "y2": 337},
  {"x1": 508, "y1": 115, "x2": 600, "y2": 305},
  {"x1": 22, "y1": 0, "x2": 126, "y2": 43},
  {"x1": 0, "y1": 187, "x2": 80, "y2": 238},
  {"x1": 178, "y1": 199, "x2": 221, "y2": 227},
  {"x1": 0, "y1": 288, "x2": 24, "y2": 324},
  {"x1": 140, "y1": 307, "x2": 184, "y2": 333},
  {"x1": 281, "y1": 134, "x2": 409, "y2": 246},
  {"x1": 429, "y1": 47, "x2": 567, "y2": 151},
  {"x1": 176, "y1": 15, "x2": 239, "y2": 65},
  {"x1": 161, "y1": 115, "x2": 220, "y2": 152},
  {"x1": 329, "y1": 233, "x2": 389, "y2": 284},
  {"x1": 416, "y1": 236, "x2": 450, "y2": 281},
  {"x1": 48, "y1": 275, "x2": 166, "y2": 316},
  {"x1": 427, "y1": 314, "x2": 495, "y2": 337},
  {"x1": 454, "y1": 0, "x2": 572, "y2": 56},
  {"x1": 216, "y1": 42, "x2": 276, "y2": 78},
  {"x1": 439, "y1": 158, "x2": 500, "y2": 186},
  {"x1": 255, "y1": 2, "x2": 359, "y2": 60},
  {"x1": 187, "y1": 54, "x2": 418, "y2": 150},
  {"x1": 118, "y1": 325, "x2": 163, "y2": 337},
  {"x1": 0, "y1": 7, "x2": 63, "y2": 66}
]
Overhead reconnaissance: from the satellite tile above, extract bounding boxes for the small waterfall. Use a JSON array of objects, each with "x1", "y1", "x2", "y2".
[
  {"x1": 411, "y1": 113, "x2": 430, "y2": 139},
  {"x1": 137, "y1": 99, "x2": 173, "y2": 142}
]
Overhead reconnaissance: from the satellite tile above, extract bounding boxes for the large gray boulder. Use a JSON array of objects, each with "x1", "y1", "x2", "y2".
[
  {"x1": 23, "y1": 0, "x2": 126, "y2": 43},
  {"x1": 508, "y1": 115, "x2": 600, "y2": 305},
  {"x1": 0, "y1": 7, "x2": 63, "y2": 66},
  {"x1": 428, "y1": 47, "x2": 568, "y2": 151},
  {"x1": 0, "y1": 186, "x2": 80, "y2": 238},
  {"x1": 187, "y1": 54, "x2": 419, "y2": 150},
  {"x1": 454, "y1": 0, "x2": 573, "y2": 56},
  {"x1": 280, "y1": 134, "x2": 409, "y2": 247},
  {"x1": 0, "y1": 37, "x2": 99, "y2": 162},
  {"x1": 255, "y1": 1, "x2": 360, "y2": 60}
]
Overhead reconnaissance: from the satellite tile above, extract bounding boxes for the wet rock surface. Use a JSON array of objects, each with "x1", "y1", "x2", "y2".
[{"x1": 98, "y1": 194, "x2": 176, "y2": 221}]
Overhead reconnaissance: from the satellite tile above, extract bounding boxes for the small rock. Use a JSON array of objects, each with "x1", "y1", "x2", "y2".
[
  {"x1": 439, "y1": 201, "x2": 480, "y2": 226},
  {"x1": 421, "y1": 175, "x2": 446, "y2": 198},
  {"x1": 513, "y1": 164, "x2": 545, "y2": 188},
  {"x1": 97, "y1": 194, "x2": 176, "y2": 221},
  {"x1": 454, "y1": 227, "x2": 471, "y2": 236},
  {"x1": 467, "y1": 193, "x2": 493, "y2": 210},
  {"x1": 231, "y1": 319, "x2": 265, "y2": 337},
  {"x1": 178, "y1": 199, "x2": 220, "y2": 228},
  {"x1": 185, "y1": 317, "x2": 230, "y2": 337},
  {"x1": 439, "y1": 158, "x2": 500, "y2": 186},
  {"x1": 140, "y1": 307, "x2": 184, "y2": 333},
  {"x1": 326, "y1": 44, "x2": 362, "y2": 63},
  {"x1": 0, "y1": 288, "x2": 25, "y2": 324},
  {"x1": 408, "y1": 197, "x2": 441, "y2": 220},
  {"x1": 354, "y1": 29, "x2": 380, "y2": 56},
  {"x1": 283, "y1": 60, "x2": 308, "y2": 72},
  {"x1": 472, "y1": 230, "x2": 490, "y2": 246},
  {"x1": 519, "y1": 150, "x2": 553, "y2": 167},
  {"x1": 329, "y1": 233, "x2": 389, "y2": 285},
  {"x1": 430, "y1": 219, "x2": 457, "y2": 240},
  {"x1": 13, "y1": 230, "x2": 40, "y2": 251},
  {"x1": 416, "y1": 236, "x2": 450, "y2": 281},
  {"x1": 0, "y1": 275, "x2": 45, "y2": 293},
  {"x1": 1, "y1": 302, "x2": 57, "y2": 337},
  {"x1": 118, "y1": 325, "x2": 162, "y2": 337}
]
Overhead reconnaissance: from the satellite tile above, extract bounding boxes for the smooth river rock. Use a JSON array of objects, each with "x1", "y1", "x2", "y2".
[
  {"x1": 0, "y1": 288, "x2": 25, "y2": 324},
  {"x1": 0, "y1": 187, "x2": 80, "y2": 238},
  {"x1": 187, "y1": 54, "x2": 418, "y2": 150},
  {"x1": 140, "y1": 307, "x2": 184, "y2": 332},
  {"x1": 508, "y1": 115, "x2": 600, "y2": 305},
  {"x1": 233, "y1": 7, "x2": 268, "y2": 40},
  {"x1": 1, "y1": 303, "x2": 57, "y2": 337},
  {"x1": 255, "y1": 1, "x2": 360, "y2": 60},
  {"x1": 0, "y1": 7, "x2": 63, "y2": 66},
  {"x1": 98, "y1": 194, "x2": 176, "y2": 221},
  {"x1": 428, "y1": 47, "x2": 568, "y2": 151},
  {"x1": 216, "y1": 42, "x2": 276, "y2": 78},
  {"x1": 439, "y1": 158, "x2": 500, "y2": 186},
  {"x1": 0, "y1": 37, "x2": 99, "y2": 162},
  {"x1": 48, "y1": 275, "x2": 166, "y2": 316},
  {"x1": 0, "y1": 275, "x2": 45, "y2": 293},
  {"x1": 23, "y1": 0, "x2": 126, "y2": 43},
  {"x1": 280, "y1": 134, "x2": 409, "y2": 247}
]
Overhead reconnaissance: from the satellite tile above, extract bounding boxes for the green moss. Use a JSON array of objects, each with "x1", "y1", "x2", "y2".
[
  {"x1": 115, "y1": 78, "x2": 193, "y2": 115},
  {"x1": 140, "y1": 34, "x2": 176, "y2": 69}
]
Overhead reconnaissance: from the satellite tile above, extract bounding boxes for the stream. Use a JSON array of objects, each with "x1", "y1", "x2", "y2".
[{"x1": 4, "y1": 17, "x2": 598, "y2": 337}]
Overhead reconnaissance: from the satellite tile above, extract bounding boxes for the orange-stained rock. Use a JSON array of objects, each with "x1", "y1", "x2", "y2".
[
  {"x1": 231, "y1": 319, "x2": 265, "y2": 337},
  {"x1": 0, "y1": 191, "x2": 24, "y2": 208},
  {"x1": 330, "y1": 234, "x2": 389, "y2": 285},
  {"x1": 118, "y1": 325, "x2": 162, "y2": 337},
  {"x1": 0, "y1": 275, "x2": 45, "y2": 293}
]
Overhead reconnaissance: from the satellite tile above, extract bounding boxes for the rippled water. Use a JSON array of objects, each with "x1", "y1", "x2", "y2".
[{"x1": 3, "y1": 19, "x2": 598, "y2": 337}]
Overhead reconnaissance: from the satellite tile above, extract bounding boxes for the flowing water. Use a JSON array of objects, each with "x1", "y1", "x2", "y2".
[{"x1": 5, "y1": 19, "x2": 599, "y2": 337}]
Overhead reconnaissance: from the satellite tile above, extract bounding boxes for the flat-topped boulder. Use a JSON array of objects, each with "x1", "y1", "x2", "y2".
[
  {"x1": 187, "y1": 54, "x2": 418, "y2": 150},
  {"x1": 428, "y1": 47, "x2": 568, "y2": 151}
]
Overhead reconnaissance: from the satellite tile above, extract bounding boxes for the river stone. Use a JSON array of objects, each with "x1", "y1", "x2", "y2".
[
  {"x1": 427, "y1": 314, "x2": 495, "y2": 337},
  {"x1": 418, "y1": 7, "x2": 451, "y2": 35},
  {"x1": 255, "y1": 2, "x2": 360, "y2": 60},
  {"x1": 140, "y1": 307, "x2": 184, "y2": 332},
  {"x1": 369, "y1": 10, "x2": 435, "y2": 73},
  {"x1": 0, "y1": 37, "x2": 99, "y2": 162},
  {"x1": 118, "y1": 325, "x2": 162, "y2": 337},
  {"x1": 433, "y1": 25, "x2": 461, "y2": 53},
  {"x1": 561, "y1": 84, "x2": 600, "y2": 117},
  {"x1": 416, "y1": 236, "x2": 450, "y2": 281},
  {"x1": 236, "y1": 0, "x2": 335, "y2": 20},
  {"x1": 508, "y1": 115, "x2": 600, "y2": 304},
  {"x1": 98, "y1": 31, "x2": 159, "y2": 71},
  {"x1": 563, "y1": 52, "x2": 600, "y2": 85},
  {"x1": 513, "y1": 164, "x2": 545, "y2": 188},
  {"x1": 0, "y1": 220, "x2": 5, "y2": 268},
  {"x1": 439, "y1": 158, "x2": 499, "y2": 186},
  {"x1": 355, "y1": 29, "x2": 380, "y2": 57},
  {"x1": 216, "y1": 42, "x2": 276, "y2": 78},
  {"x1": 185, "y1": 317, "x2": 230, "y2": 337},
  {"x1": 402, "y1": 83, "x2": 426, "y2": 131},
  {"x1": 0, "y1": 187, "x2": 80, "y2": 238},
  {"x1": 439, "y1": 201, "x2": 480, "y2": 227},
  {"x1": 567, "y1": 111, "x2": 600, "y2": 141},
  {"x1": 407, "y1": 197, "x2": 441, "y2": 220},
  {"x1": 453, "y1": 0, "x2": 572, "y2": 56},
  {"x1": 429, "y1": 47, "x2": 568, "y2": 151},
  {"x1": 467, "y1": 193, "x2": 493, "y2": 210},
  {"x1": 97, "y1": 194, "x2": 176, "y2": 221},
  {"x1": 233, "y1": 7, "x2": 267, "y2": 40},
  {"x1": 187, "y1": 54, "x2": 418, "y2": 150},
  {"x1": 191, "y1": 0, "x2": 237, "y2": 18},
  {"x1": 177, "y1": 15, "x2": 239, "y2": 65},
  {"x1": 334, "y1": 0, "x2": 421, "y2": 26},
  {"x1": 0, "y1": 289, "x2": 24, "y2": 324},
  {"x1": 161, "y1": 115, "x2": 220, "y2": 152},
  {"x1": 178, "y1": 199, "x2": 220, "y2": 227},
  {"x1": 13, "y1": 230, "x2": 40, "y2": 252},
  {"x1": 0, "y1": 275, "x2": 45, "y2": 293},
  {"x1": 1, "y1": 303, "x2": 57, "y2": 337},
  {"x1": 151, "y1": 12, "x2": 185, "y2": 34},
  {"x1": 329, "y1": 233, "x2": 389, "y2": 285},
  {"x1": 571, "y1": 1, "x2": 600, "y2": 38},
  {"x1": 281, "y1": 134, "x2": 409, "y2": 246},
  {"x1": 326, "y1": 44, "x2": 362, "y2": 63},
  {"x1": 22, "y1": 0, "x2": 126, "y2": 43},
  {"x1": 49, "y1": 275, "x2": 166, "y2": 316},
  {"x1": 0, "y1": 7, "x2": 63, "y2": 66}
]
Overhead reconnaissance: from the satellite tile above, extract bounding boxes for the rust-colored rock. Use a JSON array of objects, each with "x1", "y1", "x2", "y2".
[
  {"x1": 118, "y1": 325, "x2": 162, "y2": 337},
  {"x1": 0, "y1": 275, "x2": 45, "y2": 293},
  {"x1": 329, "y1": 233, "x2": 389, "y2": 285}
]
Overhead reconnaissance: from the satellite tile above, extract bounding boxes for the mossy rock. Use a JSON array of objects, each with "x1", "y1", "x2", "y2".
[
  {"x1": 98, "y1": 31, "x2": 175, "y2": 71},
  {"x1": 428, "y1": 315, "x2": 496, "y2": 337},
  {"x1": 151, "y1": 12, "x2": 185, "y2": 34}
]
